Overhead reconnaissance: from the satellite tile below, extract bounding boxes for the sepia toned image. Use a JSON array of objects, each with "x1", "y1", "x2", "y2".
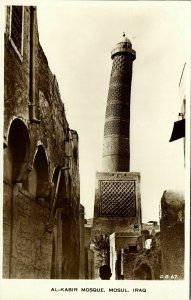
[{"x1": 2, "y1": 1, "x2": 190, "y2": 296}]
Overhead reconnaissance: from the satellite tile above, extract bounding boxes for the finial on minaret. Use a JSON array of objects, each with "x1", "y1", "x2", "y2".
[{"x1": 123, "y1": 32, "x2": 126, "y2": 37}]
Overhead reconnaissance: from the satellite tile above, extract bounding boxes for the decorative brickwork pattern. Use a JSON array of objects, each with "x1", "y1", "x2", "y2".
[
  {"x1": 107, "y1": 86, "x2": 130, "y2": 104},
  {"x1": 111, "y1": 55, "x2": 132, "y2": 72},
  {"x1": 106, "y1": 103, "x2": 129, "y2": 118},
  {"x1": 104, "y1": 120, "x2": 129, "y2": 136},
  {"x1": 100, "y1": 180, "x2": 136, "y2": 217},
  {"x1": 109, "y1": 74, "x2": 132, "y2": 87},
  {"x1": 103, "y1": 137, "x2": 129, "y2": 156},
  {"x1": 107, "y1": 86, "x2": 125, "y2": 103}
]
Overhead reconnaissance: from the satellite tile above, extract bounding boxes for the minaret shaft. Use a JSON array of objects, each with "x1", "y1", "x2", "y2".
[{"x1": 102, "y1": 39, "x2": 136, "y2": 172}]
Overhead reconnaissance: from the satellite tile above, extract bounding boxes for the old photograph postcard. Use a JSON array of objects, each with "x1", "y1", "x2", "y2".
[{"x1": 0, "y1": 0, "x2": 190, "y2": 300}]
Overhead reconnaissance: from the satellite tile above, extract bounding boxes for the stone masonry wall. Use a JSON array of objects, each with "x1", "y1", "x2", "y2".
[{"x1": 11, "y1": 186, "x2": 53, "y2": 278}]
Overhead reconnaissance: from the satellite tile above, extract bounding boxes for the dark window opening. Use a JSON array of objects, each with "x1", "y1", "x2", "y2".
[{"x1": 11, "y1": 6, "x2": 23, "y2": 53}]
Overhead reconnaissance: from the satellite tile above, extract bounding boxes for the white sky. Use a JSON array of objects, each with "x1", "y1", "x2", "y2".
[{"x1": 36, "y1": 1, "x2": 190, "y2": 223}]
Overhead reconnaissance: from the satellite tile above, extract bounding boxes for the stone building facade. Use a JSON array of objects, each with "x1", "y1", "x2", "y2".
[{"x1": 3, "y1": 6, "x2": 81, "y2": 279}]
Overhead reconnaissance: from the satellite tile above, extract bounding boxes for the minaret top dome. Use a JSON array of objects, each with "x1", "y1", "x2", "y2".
[
  {"x1": 120, "y1": 32, "x2": 132, "y2": 45},
  {"x1": 111, "y1": 33, "x2": 136, "y2": 60}
]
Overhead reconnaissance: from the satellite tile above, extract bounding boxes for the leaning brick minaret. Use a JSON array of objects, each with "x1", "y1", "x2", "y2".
[
  {"x1": 93, "y1": 34, "x2": 142, "y2": 234},
  {"x1": 92, "y1": 34, "x2": 142, "y2": 280},
  {"x1": 102, "y1": 33, "x2": 136, "y2": 172}
]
